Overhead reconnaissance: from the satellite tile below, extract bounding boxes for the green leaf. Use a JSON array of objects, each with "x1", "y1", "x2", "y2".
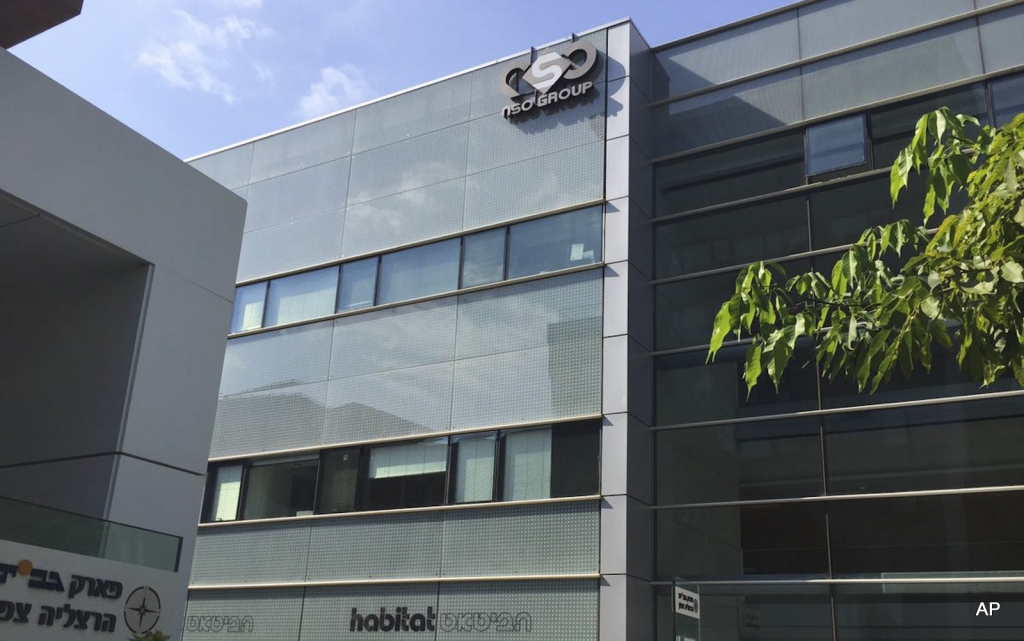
[
  {"x1": 921, "y1": 296, "x2": 940, "y2": 319},
  {"x1": 708, "y1": 296, "x2": 740, "y2": 359},
  {"x1": 743, "y1": 344, "x2": 763, "y2": 396},
  {"x1": 1001, "y1": 261, "x2": 1024, "y2": 283},
  {"x1": 927, "y1": 271, "x2": 942, "y2": 291}
]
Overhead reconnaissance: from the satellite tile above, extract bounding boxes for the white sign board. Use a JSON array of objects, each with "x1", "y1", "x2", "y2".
[
  {"x1": 0, "y1": 539, "x2": 183, "y2": 640},
  {"x1": 674, "y1": 586, "x2": 701, "y2": 620}
]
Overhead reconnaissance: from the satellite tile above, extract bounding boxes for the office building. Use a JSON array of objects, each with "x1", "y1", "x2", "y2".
[
  {"x1": 185, "y1": 1, "x2": 1024, "y2": 639},
  {"x1": 0, "y1": 3, "x2": 246, "y2": 640}
]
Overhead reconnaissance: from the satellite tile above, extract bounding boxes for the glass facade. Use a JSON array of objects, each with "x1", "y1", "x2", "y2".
[{"x1": 188, "y1": 4, "x2": 1024, "y2": 640}]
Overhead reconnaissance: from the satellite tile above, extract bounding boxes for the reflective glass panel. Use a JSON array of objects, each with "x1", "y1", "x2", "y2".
[
  {"x1": 242, "y1": 454, "x2": 319, "y2": 520},
  {"x1": 460, "y1": 228, "x2": 506, "y2": 288},
  {"x1": 829, "y1": 491, "x2": 1024, "y2": 576},
  {"x1": 450, "y1": 433, "x2": 496, "y2": 504},
  {"x1": 337, "y1": 258, "x2": 377, "y2": 312},
  {"x1": 377, "y1": 239, "x2": 460, "y2": 305},
  {"x1": 991, "y1": 73, "x2": 1024, "y2": 127},
  {"x1": 506, "y1": 207, "x2": 602, "y2": 280},
  {"x1": 810, "y1": 175, "x2": 928, "y2": 250},
  {"x1": 656, "y1": 418, "x2": 823, "y2": 505},
  {"x1": 825, "y1": 398, "x2": 1024, "y2": 495},
  {"x1": 207, "y1": 464, "x2": 242, "y2": 522},
  {"x1": 656, "y1": 503, "x2": 829, "y2": 580},
  {"x1": 654, "y1": 133, "x2": 804, "y2": 215},
  {"x1": 550, "y1": 421, "x2": 600, "y2": 498},
  {"x1": 806, "y1": 115, "x2": 867, "y2": 176},
  {"x1": 361, "y1": 439, "x2": 448, "y2": 510},
  {"x1": 231, "y1": 283, "x2": 267, "y2": 333},
  {"x1": 318, "y1": 448, "x2": 360, "y2": 514},
  {"x1": 870, "y1": 85, "x2": 987, "y2": 167},
  {"x1": 502, "y1": 428, "x2": 552, "y2": 501},
  {"x1": 264, "y1": 267, "x2": 339, "y2": 327}
]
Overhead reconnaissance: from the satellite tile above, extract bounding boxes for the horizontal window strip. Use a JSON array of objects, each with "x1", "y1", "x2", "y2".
[{"x1": 189, "y1": 573, "x2": 602, "y2": 591}]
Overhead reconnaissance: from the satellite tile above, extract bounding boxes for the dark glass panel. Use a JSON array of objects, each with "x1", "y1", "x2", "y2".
[
  {"x1": 656, "y1": 418, "x2": 823, "y2": 505},
  {"x1": 654, "y1": 196, "x2": 809, "y2": 278},
  {"x1": 655, "y1": 344, "x2": 819, "y2": 426},
  {"x1": 460, "y1": 227, "x2": 506, "y2": 288},
  {"x1": 506, "y1": 206, "x2": 602, "y2": 279},
  {"x1": 656, "y1": 503, "x2": 829, "y2": 580},
  {"x1": 834, "y1": 582, "x2": 1024, "y2": 640},
  {"x1": 806, "y1": 115, "x2": 867, "y2": 176},
  {"x1": 318, "y1": 448, "x2": 360, "y2": 514},
  {"x1": 360, "y1": 439, "x2": 448, "y2": 510},
  {"x1": 870, "y1": 85, "x2": 987, "y2": 168},
  {"x1": 550, "y1": 420, "x2": 600, "y2": 498},
  {"x1": 991, "y1": 73, "x2": 1024, "y2": 127},
  {"x1": 242, "y1": 455, "x2": 319, "y2": 520},
  {"x1": 697, "y1": 583, "x2": 834, "y2": 641},
  {"x1": 825, "y1": 398, "x2": 1024, "y2": 495},
  {"x1": 654, "y1": 133, "x2": 805, "y2": 216},
  {"x1": 829, "y1": 491, "x2": 1024, "y2": 576},
  {"x1": 655, "y1": 259, "x2": 811, "y2": 351}
]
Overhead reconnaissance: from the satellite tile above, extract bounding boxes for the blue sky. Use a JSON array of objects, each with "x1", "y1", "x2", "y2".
[{"x1": 11, "y1": 0, "x2": 795, "y2": 159}]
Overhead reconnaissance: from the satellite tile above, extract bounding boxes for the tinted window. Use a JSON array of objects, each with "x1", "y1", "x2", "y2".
[
  {"x1": 870, "y1": 85, "x2": 986, "y2": 167},
  {"x1": 450, "y1": 433, "x2": 496, "y2": 504},
  {"x1": 361, "y1": 439, "x2": 448, "y2": 510},
  {"x1": 460, "y1": 228, "x2": 506, "y2": 288},
  {"x1": 206, "y1": 464, "x2": 243, "y2": 522},
  {"x1": 242, "y1": 455, "x2": 319, "y2": 520},
  {"x1": 806, "y1": 115, "x2": 867, "y2": 176},
  {"x1": 377, "y1": 239, "x2": 460, "y2": 305},
  {"x1": 231, "y1": 283, "x2": 267, "y2": 333},
  {"x1": 507, "y1": 207, "x2": 602, "y2": 279},
  {"x1": 337, "y1": 258, "x2": 377, "y2": 312},
  {"x1": 265, "y1": 266, "x2": 339, "y2": 327},
  {"x1": 991, "y1": 73, "x2": 1024, "y2": 127},
  {"x1": 318, "y1": 448, "x2": 360, "y2": 513}
]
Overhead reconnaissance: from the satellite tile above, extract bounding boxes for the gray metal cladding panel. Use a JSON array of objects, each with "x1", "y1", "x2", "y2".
[
  {"x1": 798, "y1": 0, "x2": 975, "y2": 59},
  {"x1": 652, "y1": 70, "x2": 804, "y2": 155},
  {"x1": 330, "y1": 298, "x2": 457, "y2": 378},
  {"x1": 436, "y1": 579, "x2": 598, "y2": 641},
  {"x1": 450, "y1": 335, "x2": 601, "y2": 429},
  {"x1": 440, "y1": 501, "x2": 599, "y2": 577},
  {"x1": 300, "y1": 584, "x2": 441, "y2": 640},
  {"x1": 249, "y1": 111, "x2": 355, "y2": 183},
  {"x1": 322, "y1": 362, "x2": 455, "y2": 444},
  {"x1": 466, "y1": 93, "x2": 605, "y2": 175},
  {"x1": 341, "y1": 178, "x2": 466, "y2": 257},
  {"x1": 306, "y1": 512, "x2": 444, "y2": 581},
  {"x1": 235, "y1": 209, "x2": 345, "y2": 282},
  {"x1": 220, "y1": 323, "x2": 333, "y2": 396},
  {"x1": 244, "y1": 159, "x2": 350, "y2": 232},
  {"x1": 353, "y1": 73, "x2": 473, "y2": 153},
  {"x1": 653, "y1": 11, "x2": 799, "y2": 98},
  {"x1": 189, "y1": 143, "x2": 253, "y2": 190},
  {"x1": 802, "y1": 21, "x2": 984, "y2": 120},
  {"x1": 455, "y1": 270, "x2": 602, "y2": 360},
  {"x1": 979, "y1": 4, "x2": 1024, "y2": 73},
  {"x1": 347, "y1": 124, "x2": 470, "y2": 205},
  {"x1": 191, "y1": 522, "x2": 312, "y2": 585},
  {"x1": 183, "y1": 588, "x2": 303, "y2": 641},
  {"x1": 212, "y1": 382, "x2": 327, "y2": 457},
  {"x1": 463, "y1": 142, "x2": 604, "y2": 229}
]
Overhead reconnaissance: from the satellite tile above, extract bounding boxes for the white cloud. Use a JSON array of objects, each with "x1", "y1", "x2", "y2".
[
  {"x1": 252, "y1": 62, "x2": 275, "y2": 84},
  {"x1": 137, "y1": 10, "x2": 271, "y2": 104},
  {"x1": 298, "y1": 65, "x2": 374, "y2": 119},
  {"x1": 219, "y1": 0, "x2": 262, "y2": 7}
]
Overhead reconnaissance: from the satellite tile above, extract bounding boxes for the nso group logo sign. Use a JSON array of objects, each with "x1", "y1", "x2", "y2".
[{"x1": 500, "y1": 39, "x2": 600, "y2": 121}]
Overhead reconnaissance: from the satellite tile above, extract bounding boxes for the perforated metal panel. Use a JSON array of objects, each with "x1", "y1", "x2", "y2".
[
  {"x1": 470, "y1": 52, "x2": 531, "y2": 119},
  {"x1": 244, "y1": 159, "x2": 350, "y2": 232},
  {"x1": 980, "y1": 4, "x2": 1024, "y2": 73},
  {"x1": 435, "y1": 580, "x2": 598, "y2": 641},
  {"x1": 191, "y1": 523, "x2": 312, "y2": 585},
  {"x1": 451, "y1": 338, "x2": 601, "y2": 430},
  {"x1": 212, "y1": 382, "x2": 328, "y2": 457},
  {"x1": 347, "y1": 125, "x2": 469, "y2": 205},
  {"x1": 463, "y1": 142, "x2": 604, "y2": 229},
  {"x1": 466, "y1": 96, "x2": 605, "y2": 174},
  {"x1": 189, "y1": 143, "x2": 253, "y2": 190},
  {"x1": 323, "y1": 363, "x2": 454, "y2": 444},
  {"x1": 236, "y1": 210, "x2": 345, "y2": 282},
  {"x1": 183, "y1": 588, "x2": 303, "y2": 641},
  {"x1": 300, "y1": 584, "x2": 441, "y2": 640},
  {"x1": 440, "y1": 501, "x2": 599, "y2": 577},
  {"x1": 249, "y1": 111, "x2": 355, "y2": 183},
  {"x1": 220, "y1": 323, "x2": 333, "y2": 397},
  {"x1": 353, "y1": 73, "x2": 473, "y2": 153},
  {"x1": 341, "y1": 178, "x2": 466, "y2": 256},
  {"x1": 330, "y1": 298, "x2": 457, "y2": 379},
  {"x1": 455, "y1": 271, "x2": 602, "y2": 360},
  {"x1": 306, "y1": 513, "x2": 444, "y2": 581}
]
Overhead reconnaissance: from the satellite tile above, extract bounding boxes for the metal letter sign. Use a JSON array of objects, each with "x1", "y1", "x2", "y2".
[{"x1": 500, "y1": 39, "x2": 599, "y2": 121}]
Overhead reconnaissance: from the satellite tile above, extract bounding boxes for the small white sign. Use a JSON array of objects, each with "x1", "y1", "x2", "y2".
[{"x1": 675, "y1": 586, "x2": 700, "y2": 620}]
